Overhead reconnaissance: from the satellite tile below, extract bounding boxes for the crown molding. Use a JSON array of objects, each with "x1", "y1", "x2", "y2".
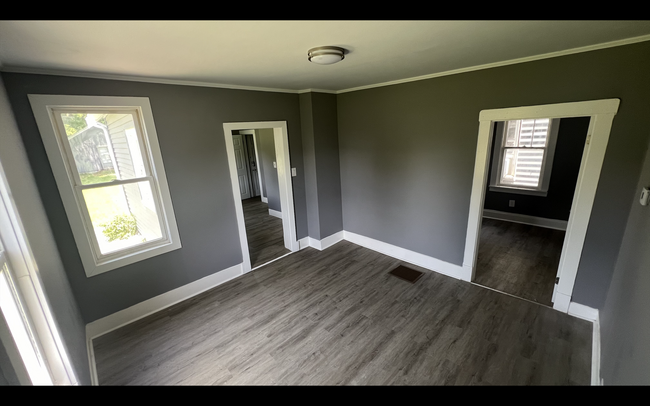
[
  {"x1": 336, "y1": 34, "x2": 650, "y2": 94},
  {"x1": 0, "y1": 66, "x2": 303, "y2": 94}
]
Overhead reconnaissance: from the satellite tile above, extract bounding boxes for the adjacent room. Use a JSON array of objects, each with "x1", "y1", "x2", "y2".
[{"x1": 1, "y1": 21, "x2": 650, "y2": 386}]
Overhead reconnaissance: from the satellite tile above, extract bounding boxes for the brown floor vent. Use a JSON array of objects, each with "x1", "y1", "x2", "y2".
[{"x1": 389, "y1": 265, "x2": 424, "y2": 283}]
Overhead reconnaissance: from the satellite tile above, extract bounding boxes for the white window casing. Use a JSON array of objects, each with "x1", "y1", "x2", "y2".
[{"x1": 28, "y1": 95, "x2": 181, "y2": 277}]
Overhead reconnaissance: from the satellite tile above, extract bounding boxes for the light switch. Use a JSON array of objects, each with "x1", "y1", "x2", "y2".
[{"x1": 292, "y1": 168, "x2": 297, "y2": 177}]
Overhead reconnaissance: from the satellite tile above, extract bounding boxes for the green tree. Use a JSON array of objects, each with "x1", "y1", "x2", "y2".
[{"x1": 61, "y1": 113, "x2": 88, "y2": 137}]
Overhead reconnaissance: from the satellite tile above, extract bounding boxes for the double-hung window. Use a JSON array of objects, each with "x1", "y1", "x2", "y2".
[
  {"x1": 489, "y1": 118, "x2": 559, "y2": 196},
  {"x1": 29, "y1": 96, "x2": 181, "y2": 277}
]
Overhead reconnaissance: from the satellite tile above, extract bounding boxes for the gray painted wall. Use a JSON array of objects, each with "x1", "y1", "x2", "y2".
[
  {"x1": 1, "y1": 72, "x2": 307, "y2": 323},
  {"x1": 300, "y1": 92, "x2": 343, "y2": 240},
  {"x1": 300, "y1": 93, "x2": 321, "y2": 239},
  {"x1": 484, "y1": 117, "x2": 590, "y2": 220},
  {"x1": 0, "y1": 76, "x2": 91, "y2": 384},
  {"x1": 256, "y1": 128, "x2": 281, "y2": 212},
  {"x1": 337, "y1": 41, "x2": 650, "y2": 310},
  {"x1": 600, "y1": 139, "x2": 650, "y2": 385}
]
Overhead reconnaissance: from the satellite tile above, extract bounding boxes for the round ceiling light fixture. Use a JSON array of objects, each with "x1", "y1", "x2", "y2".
[{"x1": 307, "y1": 46, "x2": 345, "y2": 65}]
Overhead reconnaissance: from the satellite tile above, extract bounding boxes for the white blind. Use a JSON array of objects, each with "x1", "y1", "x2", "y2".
[{"x1": 500, "y1": 119, "x2": 550, "y2": 188}]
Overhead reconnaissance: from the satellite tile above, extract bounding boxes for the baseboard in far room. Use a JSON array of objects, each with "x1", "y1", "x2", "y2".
[
  {"x1": 342, "y1": 230, "x2": 467, "y2": 281},
  {"x1": 268, "y1": 209, "x2": 282, "y2": 219},
  {"x1": 261, "y1": 196, "x2": 268, "y2": 203},
  {"x1": 482, "y1": 209, "x2": 568, "y2": 231},
  {"x1": 85, "y1": 263, "x2": 244, "y2": 385}
]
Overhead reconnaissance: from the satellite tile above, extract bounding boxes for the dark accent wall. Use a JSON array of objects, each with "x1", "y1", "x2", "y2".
[
  {"x1": 337, "y1": 41, "x2": 650, "y2": 310},
  {"x1": 484, "y1": 117, "x2": 590, "y2": 220},
  {"x1": 600, "y1": 140, "x2": 650, "y2": 385},
  {"x1": 300, "y1": 92, "x2": 343, "y2": 240},
  {"x1": 1, "y1": 72, "x2": 307, "y2": 323}
]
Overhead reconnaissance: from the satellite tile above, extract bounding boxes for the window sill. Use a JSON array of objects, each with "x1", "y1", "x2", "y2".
[{"x1": 488, "y1": 185, "x2": 548, "y2": 197}]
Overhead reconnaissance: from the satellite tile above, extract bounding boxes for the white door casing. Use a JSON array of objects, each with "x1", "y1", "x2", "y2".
[
  {"x1": 462, "y1": 99, "x2": 620, "y2": 313},
  {"x1": 223, "y1": 122, "x2": 299, "y2": 274}
]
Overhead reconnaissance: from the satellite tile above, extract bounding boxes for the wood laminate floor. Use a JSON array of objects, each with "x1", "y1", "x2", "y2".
[
  {"x1": 475, "y1": 218, "x2": 565, "y2": 307},
  {"x1": 93, "y1": 240, "x2": 591, "y2": 385},
  {"x1": 242, "y1": 197, "x2": 290, "y2": 269}
]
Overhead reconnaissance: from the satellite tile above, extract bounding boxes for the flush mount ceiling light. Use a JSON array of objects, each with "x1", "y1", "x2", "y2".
[{"x1": 307, "y1": 46, "x2": 345, "y2": 65}]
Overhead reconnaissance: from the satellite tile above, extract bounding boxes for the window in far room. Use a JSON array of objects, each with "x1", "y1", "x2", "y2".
[{"x1": 489, "y1": 118, "x2": 559, "y2": 196}]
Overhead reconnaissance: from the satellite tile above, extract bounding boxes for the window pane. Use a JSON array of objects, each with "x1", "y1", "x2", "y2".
[
  {"x1": 504, "y1": 120, "x2": 519, "y2": 147},
  {"x1": 60, "y1": 113, "x2": 145, "y2": 185},
  {"x1": 500, "y1": 148, "x2": 544, "y2": 188},
  {"x1": 82, "y1": 181, "x2": 162, "y2": 255}
]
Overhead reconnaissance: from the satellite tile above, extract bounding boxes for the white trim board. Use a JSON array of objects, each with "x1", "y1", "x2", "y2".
[
  {"x1": 343, "y1": 231, "x2": 468, "y2": 281},
  {"x1": 307, "y1": 231, "x2": 344, "y2": 251},
  {"x1": 268, "y1": 209, "x2": 282, "y2": 219},
  {"x1": 463, "y1": 99, "x2": 620, "y2": 315},
  {"x1": 483, "y1": 209, "x2": 567, "y2": 231},
  {"x1": 86, "y1": 263, "x2": 243, "y2": 385}
]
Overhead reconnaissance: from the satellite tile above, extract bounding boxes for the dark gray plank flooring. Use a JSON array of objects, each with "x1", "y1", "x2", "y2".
[
  {"x1": 475, "y1": 218, "x2": 565, "y2": 307},
  {"x1": 92, "y1": 240, "x2": 591, "y2": 385},
  {"x1": 242, "y1": 197, "x2": 290, "y2": 269}
]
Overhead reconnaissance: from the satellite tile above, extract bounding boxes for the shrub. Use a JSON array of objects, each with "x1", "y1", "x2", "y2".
[{"x1": 101, "y1": 214, "x2": 138, "y2": 242}]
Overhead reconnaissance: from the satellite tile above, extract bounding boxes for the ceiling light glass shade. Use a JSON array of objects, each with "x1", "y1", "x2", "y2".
[{"x1": 308, "y1": 46, "x2": 345, "y2": 65}]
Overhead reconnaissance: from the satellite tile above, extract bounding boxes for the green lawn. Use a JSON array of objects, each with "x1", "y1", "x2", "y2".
[
  {"x1": 79, "y1": 170, "x2": 126, "y2": 226},
  {"x1": 80, "y1": 169, "x2": 116, "y2": 185}
]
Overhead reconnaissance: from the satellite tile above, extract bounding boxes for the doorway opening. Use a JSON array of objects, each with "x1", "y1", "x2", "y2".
[
  {"x1": 223, "y1": 122, "x2": 299, "y2": 274},
  {"x1": 473, "y1": 117, "x2": 590, "y2": 306},
  {"x1": 462, "y1": 99, "x2": 620, "y2": 313}
]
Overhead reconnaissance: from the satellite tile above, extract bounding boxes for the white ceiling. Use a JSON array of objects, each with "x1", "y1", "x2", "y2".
[{"x1": 2, "y1": 20, "x2": 650, "y2": 93}]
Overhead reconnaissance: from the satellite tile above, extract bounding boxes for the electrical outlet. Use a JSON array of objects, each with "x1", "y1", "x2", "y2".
[
  {"x1": 509, "y1": 200, "x2": 515, "y2": 207},
  {"x1": 273, "y1": 161, "x2": 277, "y2": 168}
]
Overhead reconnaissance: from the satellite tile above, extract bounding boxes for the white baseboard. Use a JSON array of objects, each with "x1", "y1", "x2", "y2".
[
  {"x1": 308, "y1": 231, "x2": 344, "y2": 251},
  {"x1": 86, "y1": 263, "x2": 243, "y2": 340},
  {"x1": 568, "y1": 302, "x2": 599, "y2": 322},
  {"x1": 261, "y1": 196, "x2": 268, "y2": 203},
  {"x1": 298, "y1": 237, "x2": 310, "y2": 250},
  {"x1": 342, "y1": 231, "x2": 466, "y2": 281},
  {"x1": 268, "y1": 209, "x2": 282, "y2": 219},
  {"x1": 483, "y1": 209, "x2": 568, "y2": 231}
]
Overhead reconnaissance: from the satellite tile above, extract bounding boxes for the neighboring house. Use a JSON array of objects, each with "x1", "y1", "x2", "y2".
[{"x1": 1, "y1": 39, "x2": 650, "y2": 385}]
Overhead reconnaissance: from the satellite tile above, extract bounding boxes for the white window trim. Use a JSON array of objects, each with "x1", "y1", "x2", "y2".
[
  {"x1": 488, "y1": 118, "x2": 560, "y2": 197},
  {"x1": 28, "y1": 95, "x2": 181, "y2": 277},
  {"x1": 0, "y1": 160, "x2": 77, "y2": 385}
]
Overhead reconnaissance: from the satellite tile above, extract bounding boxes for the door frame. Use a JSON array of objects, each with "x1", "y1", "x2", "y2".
[
  {"x1": 223, "y1": 121, "x2": 299, "y2": 274},
  {"x1": 462, "y1": 99, "x2": 620, "y2": 313}
]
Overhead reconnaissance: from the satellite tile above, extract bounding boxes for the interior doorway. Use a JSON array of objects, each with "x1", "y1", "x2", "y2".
[
  {"x1": 462, "y1": 99, "x2": 620, "y2": 314},
  {"x1": 473, "y1": 117, "x2": 590, "y2": 306},
  {"x1": 234, "y1": 128, "x2": 291, "y2": 269},
  {"x1": 223, "y1": 121, "x2": 299, "y2": 274}
]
